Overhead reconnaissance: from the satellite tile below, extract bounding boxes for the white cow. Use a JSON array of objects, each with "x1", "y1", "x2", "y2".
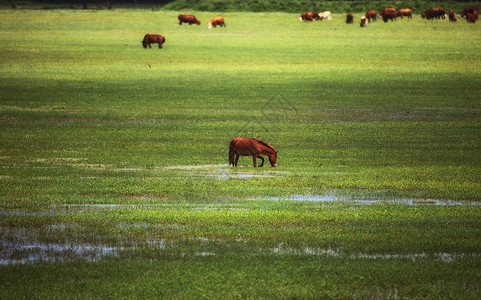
[{"x1": 318, "y1": 11, "x2": 332, "y2": 21}]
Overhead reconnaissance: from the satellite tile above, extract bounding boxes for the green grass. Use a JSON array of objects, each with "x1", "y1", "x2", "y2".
[{"x1": 1, "y1": 9, "x2": 481, "y2": 298}]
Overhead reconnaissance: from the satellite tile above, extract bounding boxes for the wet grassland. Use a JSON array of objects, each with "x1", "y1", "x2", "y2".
[{"x1": 1, "y1": 9, "x2": 481, "y2": 298}]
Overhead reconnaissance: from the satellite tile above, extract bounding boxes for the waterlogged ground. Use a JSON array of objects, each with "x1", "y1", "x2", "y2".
[{"x1": 2, "y1": 181, "x2": 481, "y2": 266}]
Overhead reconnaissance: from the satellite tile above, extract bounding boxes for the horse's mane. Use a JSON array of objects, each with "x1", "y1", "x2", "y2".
[{"x1": 252, "y1": 137, "x2": 277, "y2": 152}]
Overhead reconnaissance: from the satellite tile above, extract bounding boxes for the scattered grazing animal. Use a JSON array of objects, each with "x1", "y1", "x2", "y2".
[
  {"x1": 360, "y1": 16, "x2": 367, "y2": 27},
  {"x1": 229, "y1": 137, "x2": 277, "y2": 167},
  {"x1": 449, "y1": 10, "x2": 457, "y2": 22},
  {"x1": 300, "y1": 12, "x2": 320, "y2": 21},
  {"x1": 466, "y1": 11, "x2": 478, "y2": 23},
  {"x1": 208, "y1": 16, "x2": 225, "y2": 28},
  {"x1": 318, "y1": 11, "x2": 332, "y2": 20},
  {"x1": 345, "y1": 13, "x2": 354, "y2": 24},
  {"x1": 380, "y1": 8, "x2": 396, "y2": 15},
  {"x1": 379, "y1": 10, "x2": 397, "y2": 22},
  {"x1": 178, "y1": 14, "x2": 201, "y2": 25},
  {"x1": 422, "y1": 8, "x2": 447, "y2": 20},
  {"x1": 379, "y1": 8, "x2": 397, "y2": 22},
  {"x1": 397, "y1": 8, "x2": 412, "y2": 19},
  {"x1": 461, "y1": 6, "x2": 478, "y2": 18},
  {"x1": 365, "y1": 10, "x2": 377, "y2": 22},
  {"x1": 142, "y1": 34, "x2": 165, "y2": 49}
]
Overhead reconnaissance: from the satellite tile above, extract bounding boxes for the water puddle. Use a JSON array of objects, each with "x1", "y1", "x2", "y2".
[
  {"x1": 271, "y1": 244, "x2": 480, "y2": 262},
  {"x1": 260, "y1": 194, "x2": 481, "y2": 206},
  {"x1": 0, "y1": 240, "x2": 121, "y2": 265},
  {"x1": 164, "y1": 164, "x2": 287, "y2": 180},
  {"x1": 1, "y1": 224, "x2": 479, "y2": 265},
  {"x1": 0, "y1": 226, "x2": 170, "y2": 265}
]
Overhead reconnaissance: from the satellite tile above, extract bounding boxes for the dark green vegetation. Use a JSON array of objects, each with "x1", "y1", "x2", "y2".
[
  {"x1": 1, "y1": 9, "x2": 480, "y2": 298},
  {"x1": 3, "y1": 0, "x2": 481, "y2": 13},
  {"x1": 163, "y1": 0, "x2": 480, "y2": 13}
]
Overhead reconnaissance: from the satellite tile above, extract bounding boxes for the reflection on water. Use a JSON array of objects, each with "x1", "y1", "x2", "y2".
[
  {"x1": 260, "y1": 194, "x2": 481, "y2": 206},
  {"x1": 0, "y1": 226, "x2": 169, "y2": 265},
  {"x1": 271, "y1": 243, "x2": 480, "y2": 262},
  {"x1": 164, "y1": 164, "x2": 288, "y2": 180},
  {"x1": 1, "y1": 192, "x2": 480, "y2": 265}
]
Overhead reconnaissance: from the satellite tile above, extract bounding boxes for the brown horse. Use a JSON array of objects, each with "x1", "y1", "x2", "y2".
[{"x1": 229, "y1": 137, "x2": 277, "y2": 167}]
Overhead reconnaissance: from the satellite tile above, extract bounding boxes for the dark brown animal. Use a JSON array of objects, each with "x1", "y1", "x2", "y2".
[
  {"x1": 397, "y1": 8, "x2": 412, "y2": 19},
  {"x1": 178, "y1": 14, "x2": 201, "y2": 25},
  {"x1": 379, "y1": 8, "x2": 397, "y2": 21},
  {"x1": 380, "y1": 8, "x2": 396, "y2": 15},
  {"x1": 229, "y1": 137, "x2": 277, "y2": 167},
  {"x1": 300, "y1": 12, "x2": 320, "y2": 21},
  {"x1": 360, "y1": 16, "x2": 367, "y2": 27},
  {"x1": 466, "y1": 11, "x2": 478, "y2": 23},
  {"x1": 461, "y1": 6, "x2": 478, "y2": 18},
  {"x1": 380, "y1": 11, "x2": 397, "y2": 22},
  {"x1": 422, "y1": 8, "x2": 447, "y2": 20},
  {"x1": 142, "y1": 34, "x2": 165, "y2": 49},
  {"x1": 345, "y1": 13, "x2": 354, "y2": 24},
  {"x1": 209, "y1": 16, "x2": 225, "y2": 28},
  {"x1": 449, "y1": 11, "x2": 457, "y2": 22},
  {"x1": 365, "y1": 10, "x2": 377, "y2": 22}
]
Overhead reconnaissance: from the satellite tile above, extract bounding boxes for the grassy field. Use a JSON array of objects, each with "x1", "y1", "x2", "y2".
[{"x1": 1, "y1": 9, "x2": 481, "y2": 298}]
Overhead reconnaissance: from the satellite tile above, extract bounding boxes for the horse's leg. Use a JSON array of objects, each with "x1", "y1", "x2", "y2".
[
  {"x1": 252, "y1": 155, "x2": 257, "y2": 167},
  {"x1": 235, "y1": 154, "x2": 240, "y2": 167},
  {"x1": 257, "y1": 155, "x2": 264, "y2": 167},
  {"x1": 158, "y1": 42, "x2": 162, "y2": 49},
  {"x1": 148, "y1": 43, "x2": 151, "y2": 48}
]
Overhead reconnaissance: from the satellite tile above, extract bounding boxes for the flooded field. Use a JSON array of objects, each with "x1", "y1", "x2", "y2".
[
  {"x1": 2, "y1": 197, "x2": 481, "y2": 265},
  {"x1": 3, "y1": 224, "x2": 480, "y2": 265}
]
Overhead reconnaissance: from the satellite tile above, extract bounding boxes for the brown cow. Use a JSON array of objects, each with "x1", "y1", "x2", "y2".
[
  {"x1": 360, "y1": 16, "x2": 367, "y2": 27},
  {"x1": 300, "y1": 12, "x2": 320, "y2": 21},
  {"x1": 345, "y1": 13, "x2": 354, "y2": 24},
  {"x1": 397, "y1": 8, "x2": 412, "y2": 19},
  {"x1": 379, "y1": 10, "x2": 397, "y2": 22},
  {"x1": 209, "y1": 16, "x2": 225, "y2": 28},
  {"x1": 142, "y1": 34, "x2": 165, "y2": 49},
  {"x1": 466, "y1": 11, "x2": 478, "y2": 23},
  {"x1": 449, "y1": 11, "x2": 457, "y2": 22},
  {"x1": 461, "y1": 6, "x2": 478, "y2": 18},
  {"x1": 178, "y1": 14, "x2": 201, "y2": 25},
  {"x1": 365, "y1": 10, "x2": 377, "y2": 22},
  {"x1": 422, "y1": 8, "x2": 447, "y2": 20},
  {"x1": 379, "y1": 8, "x2": 397, "y2": 22},
  {"x1": 380, "y1": 8, "x2": 396, "y2": 15}
]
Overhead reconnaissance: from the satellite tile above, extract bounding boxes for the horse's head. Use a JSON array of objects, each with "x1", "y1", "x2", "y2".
[{"x1": 269, "y1": 151, "x2": 278, "y2": 167}]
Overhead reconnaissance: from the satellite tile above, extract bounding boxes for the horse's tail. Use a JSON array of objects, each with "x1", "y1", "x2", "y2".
[{"x1": 229, "y1": 140, "x2": 236, "y2": 166}]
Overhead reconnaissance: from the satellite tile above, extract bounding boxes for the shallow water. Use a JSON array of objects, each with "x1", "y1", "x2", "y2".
[
  {"x1": 260, "y1": 194, "x2": 481, "y2": 206},
  {"x1": 2, "y1": 230, "x2": 478, "y2": 265},
  {"x1": 271, "y1": 244, "x2": 481, "y2": 262},
  {"x1": 164, "y1": 164, "x2": 288, "y2": 180}
]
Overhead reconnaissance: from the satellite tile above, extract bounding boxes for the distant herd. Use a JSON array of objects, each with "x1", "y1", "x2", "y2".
[{"x1": 142, "y1": 6, "x2": 478, "y2": 49}]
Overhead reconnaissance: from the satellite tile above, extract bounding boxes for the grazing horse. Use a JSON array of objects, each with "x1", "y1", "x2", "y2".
[
  {"x1": 229, "y1": 137, "x2": 277, "y2": 167},
  {"x1": 142, "y1": 34, "x2": 165, "y2": 49}
]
